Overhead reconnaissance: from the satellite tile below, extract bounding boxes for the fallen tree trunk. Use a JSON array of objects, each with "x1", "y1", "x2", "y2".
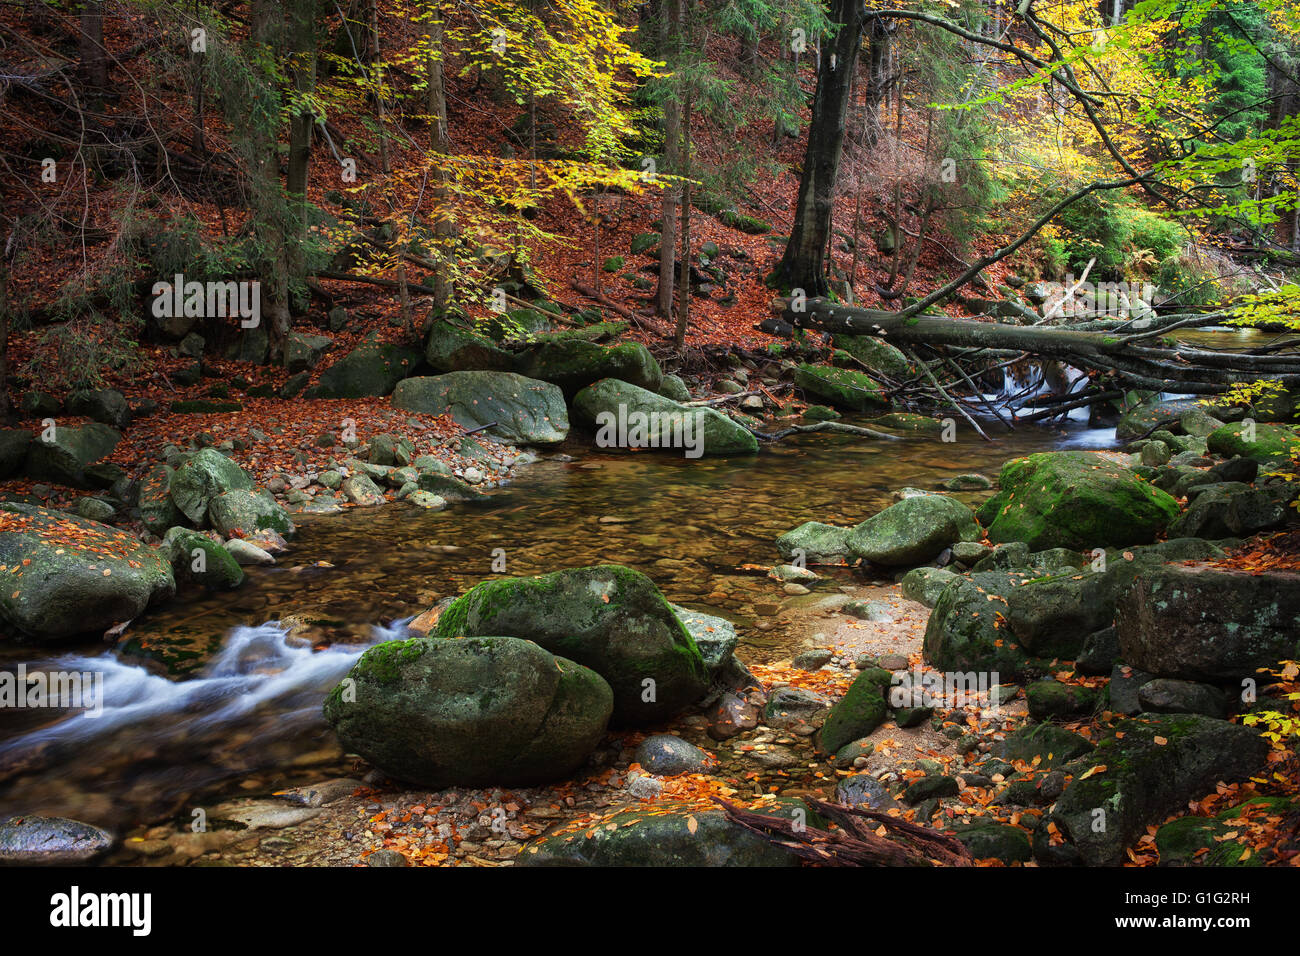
[{"x1": 785, "y1": 298, "x2": 1300, "y2": 393}]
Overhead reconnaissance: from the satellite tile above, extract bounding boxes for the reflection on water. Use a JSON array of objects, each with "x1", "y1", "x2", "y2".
[{"x1": 0, "y1": 419, "x2": 1116, "y2": 828}]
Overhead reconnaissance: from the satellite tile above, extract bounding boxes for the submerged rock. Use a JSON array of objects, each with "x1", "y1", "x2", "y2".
[
  {"x1": 775, "y1": 521, "x2": 854, "y2": 565},
  {"x1": 0, "y1": 815, "x2": 113, "y2": 865}
]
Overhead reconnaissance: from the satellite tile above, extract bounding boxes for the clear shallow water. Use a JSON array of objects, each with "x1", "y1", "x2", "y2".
[{"x1": 0, "y1": 417, "x2": 1119, "y2": 829}]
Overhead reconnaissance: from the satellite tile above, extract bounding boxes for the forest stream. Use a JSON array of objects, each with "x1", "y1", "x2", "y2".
[{"x1": 0, "y1": 415, "x2": 1117, "y2": 845}]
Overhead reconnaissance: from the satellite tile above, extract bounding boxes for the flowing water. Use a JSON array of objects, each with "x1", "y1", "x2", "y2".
[{"x1": 0, "y1": 416, "x2": 1122, "y2": 832}]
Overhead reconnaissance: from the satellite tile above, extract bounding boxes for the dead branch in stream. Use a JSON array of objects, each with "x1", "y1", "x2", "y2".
[
  {"x1": 754, "y1": 420, "x2": 904, "y2": 441},
  {"x1": 786, "y1": 298, "x2": 1300, "y2": 395},
  {"x1": 716, "y1": 797, "x2": 973, "y2": 867}
]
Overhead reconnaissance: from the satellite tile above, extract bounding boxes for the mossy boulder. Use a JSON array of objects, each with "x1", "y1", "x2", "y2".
[
  {"x1": 950, "y1": 822, "x2": 1032, "y2": 863},
  {"x1": 1206, "y1": 421, "x2": 1300, "y2": 463},
  {"x1": 658, "y1": 374, "x2": 691, "y2": 402},
  {"x1": 323, "y1": 636, "x2": 612, "y2": 788},
  {"x1": 994, "y1": 723, "x2": 1095, "y2": 768},
  {"x1": 162, "y1": 527, "x2": 245, "y2": 590},
  {"x1": 1116, "y1": 564, "x2": 1300, "y2": 681},
  {"x1": 1026, "y1": 680, "x2": 1099, "y2": 720},
  {"x1": 304, "y1": 340, "x2": 422, "y2": 398},
  {"x1": 1155, "y1": 796, "x2": 1295, "y2": 866},
  {"x1": 514, "y1": 340, "x2": 662, "y2": 397},
  {"x1": 207, "y1": 488, "x2": 294, "y2": 537},
  {"x1": 793, "y1": 364, "x2": 888, "y2": 411},
  {"x1": 0, "y1": 503, "x2": 175, "y2": 640},
  {"x1": 1049, "y1": 714, "x2": 1269, "y2": 866},
  {"x1": 976, "y1": 451, "x2": 1179, "y2": 551},
  {"x1": 629, "y1": 232, "x2": 660, "y2": 255},
  {"x1": 393, "y1": 371, "x2": 569, "y2": 445},
  {"x1": 900, "y1": 566, "x2": 961, "y2": 607},
  {"x1": 848, "y1": 495, "x2": 980, "y2": 567},
  {"x1": 775, "y1": 521, "x2": 854, "y2": 565},
  {"x1": 424, "y1": 320, "x2": 516, "y2": 373},
  {"x1": 1116, "y1": 398, "x2": 1199, "y2": 441},
  {"x1": 922, "y1": 572, "x2": 1028, "y2": 678},
  {"x1": 519, "y1": 799, "x2": 812, "y2": 866},
  {"x1": 168, "y1": 448, "x2": 254, "y2": 525},
  {"x1": 24, "y1": 423, "x2": 121, "y2": 489},
  {"x1": 435, "y1": 564, "x2": 709, "y2": 723},
  {"x1": 572, "y1": 379, "x2": 758, "y2": 457},
  {"x1": 820, "y1": 667, "x2": 891, "y2": 753},
  {"x1": 832, "y1": 335, "x2": 912, "y2": 380}
]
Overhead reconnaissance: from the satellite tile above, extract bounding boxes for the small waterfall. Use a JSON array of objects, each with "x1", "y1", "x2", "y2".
[{"x1": 0, "y1": 622, "x2": 390, "y2": 825}]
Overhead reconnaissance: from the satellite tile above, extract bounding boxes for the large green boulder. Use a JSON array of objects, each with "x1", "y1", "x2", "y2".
[
  {"x1": 207, "y1": 488, "x2": 294, "y2": 537},
  {"x1": 976, "y1": 451, "x2": 1178, "y2": 551},
  {"x1": 323, "y1": 636, "x2": 612, "y2": 788},
  {"x1": 519, "y1": 799, "x2": 811, "y2": 866},
  {"x1": 435, "y1": 564, "x2": 710, "y2": 723},
  {"x1": 793, "y1": 364, "x2": 887, "y2": 411},
  {"x1": 1206, "y1": 421, "x2": 1300, "y2": 463},
  {"x1": 1049, "y1": 714, "x2": 1269, "y2": 866},
  {"x1": 514, "y1": 340, "x2": 663, "y2": 397},
  {"x1": 393, "y1": 371, "x2": 569, "y2": 445},
  {"x1": 922, "y1": 572, "x2": 1028, "y2": 678},
  {"x1": 572, "y1": 379, "x2": 758, "y2": 457},
  {"x1": 304, "y1": 340, "x2": 422, "y2": 398},
  {"x1": 24, "y1": 423, "x2": 121, "y2": 488},
  {"x1": 0, "y1": 503, "x2": 175, "y2": 640},
  {"x1": 424, "y1": 320, "x2": 516, "y2": 373},
  {"x1": 168, "y1": 448, "x2": 254, "y2": 525},
  {"x1": 1117, "y1": 564, "x2": 1300, "y2": 681},
  {"x1": 162, "y1": 527, "x2": 245, "y2": 590},
  {"x1": 848, "y1": 495, "x2": 979, "y2": 567},
  {"x1": 832, "y1": 335, "x2": 912, "y2": 381}
]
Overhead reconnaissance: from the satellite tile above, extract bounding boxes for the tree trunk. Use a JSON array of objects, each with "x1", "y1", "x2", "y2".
[
  {"x1": 675, "y1": 88, "x2": 692, "y2": 347},
  {"x1": 656, "y1": 0, "x2": 681, "y2": 319},
  {"x1": 787, "y1": 298, "x2": 1300, "y2": 392},
  {"x1": 426, "y1": 3, "x2": 453, "y2": 316},
  {"x1": 79, "y1": 2, "x2": 109, "y2": 93},
  {"x1": 774, "y1": 0, "x2": 865, "y2": 295},
  {"x1": 250, "y1": 0, "x2": 294, "y2": 362}
]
